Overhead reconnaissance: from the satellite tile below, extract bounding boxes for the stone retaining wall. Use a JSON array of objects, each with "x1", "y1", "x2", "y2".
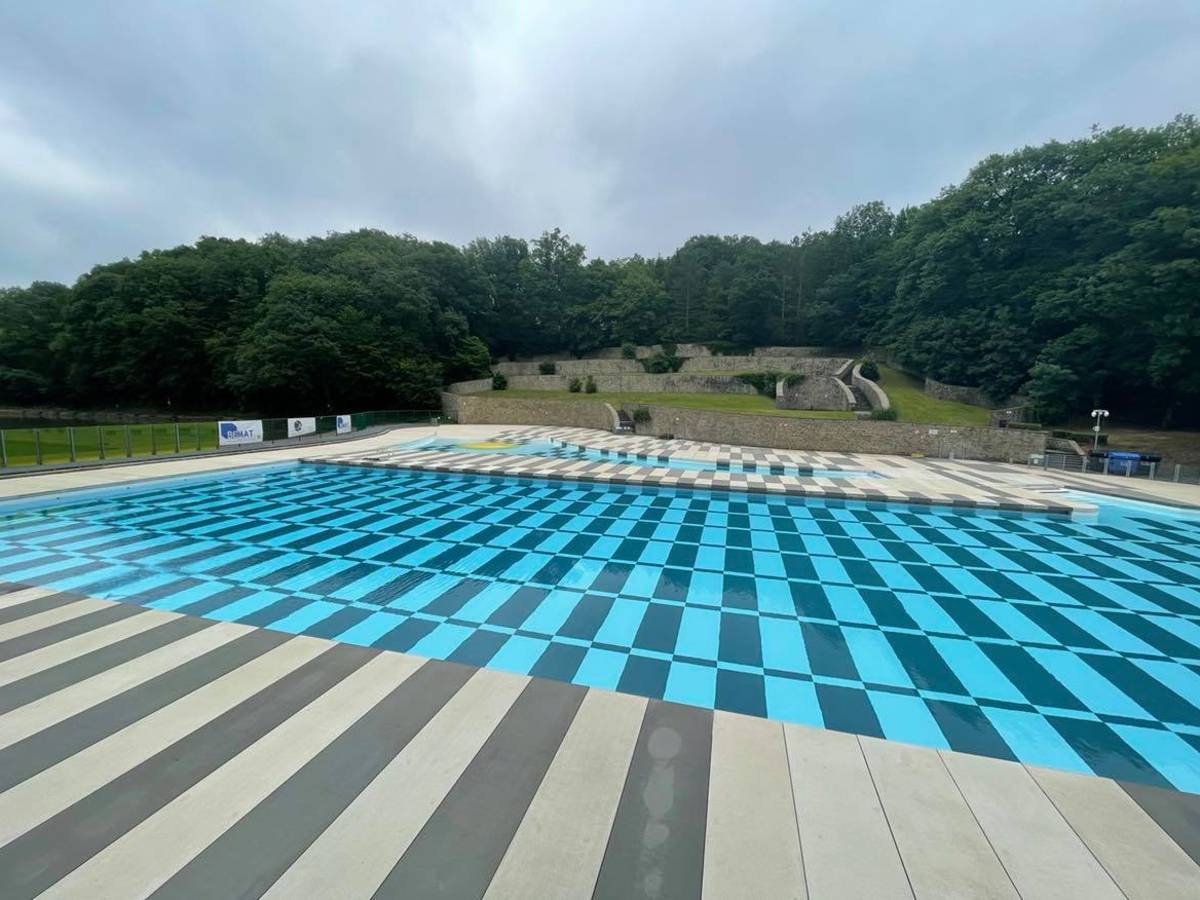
[
  {"x1": 449, "y1": 395, "x2": 1047, "y2": 460},
  {"x1": 445, "y1": 378, "x2": 494, "y2": 394},
  {"x1": 493, "y1": 358, "x2": 644, "y2": 376},
  {"x1": 923, "y1": 377, "x2": 993, "y2": 408},
  {"x1": 500, "y1": 374, "x2": 759, "y2": 395},
  {"x1": 775, "y1": 376, "x2": 854, "y2": 411},
  {"x1": 852, "y1": 364, "x2": 890, "y2": 411},
  {"x1": 679, "y1": 356, "x2": 849, "y2": 374}
]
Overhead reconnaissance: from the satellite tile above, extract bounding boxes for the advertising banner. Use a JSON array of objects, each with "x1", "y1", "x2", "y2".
[
  {"x1": 335, "y1": 414, "x2": 352, "y2": 435},
  {"x1": 217, "y1": 420, "x2": 264, "y2": 446},
  {"x1": 289, "y1": 417, "x2": 317, "y2": 437}
]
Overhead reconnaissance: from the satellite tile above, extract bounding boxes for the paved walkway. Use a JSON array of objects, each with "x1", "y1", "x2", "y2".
[{"x1": 0, "y1": 584, "x2": 1197, "y2": 899}]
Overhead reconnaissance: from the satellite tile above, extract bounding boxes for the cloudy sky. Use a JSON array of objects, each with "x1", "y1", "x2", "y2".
[{"x1": 1, "y1": 1, "x2": 1196, "y2": 286}]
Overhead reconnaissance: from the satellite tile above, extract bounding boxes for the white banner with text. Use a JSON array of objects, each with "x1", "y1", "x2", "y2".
[
  {"x1": 218, "y1": 420, "x2": 264, "y2": 446},
  {"x1": 289, "y1": 417, "x2": 316, "y2": 437}
]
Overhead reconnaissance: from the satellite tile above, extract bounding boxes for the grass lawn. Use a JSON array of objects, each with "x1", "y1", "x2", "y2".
[
  {"x1": 1, "y1": 422, "x2": 218, "y2": 467},
  {"x1": 491, "y1": 389, "x2": 856, "y2": 419},
  {"x1": 875, "y1": 366, "x2": 991, "y2": 426}
]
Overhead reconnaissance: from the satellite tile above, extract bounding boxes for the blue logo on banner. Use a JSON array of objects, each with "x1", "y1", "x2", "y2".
[
  {"x1": 219, "y1": 422, "x2": 241, "y2": 439},
  {"x1": 337, "y1": 416, "x2": 348, "y2": 430}
]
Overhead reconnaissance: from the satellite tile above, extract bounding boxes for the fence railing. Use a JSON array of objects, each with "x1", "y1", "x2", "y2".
[
  {"x1": 1021, "y1": 449, "x2": 1200, "y2": 485},
  {"x1": 0, "y1": 409, "x2": 438, "y2": 469}
]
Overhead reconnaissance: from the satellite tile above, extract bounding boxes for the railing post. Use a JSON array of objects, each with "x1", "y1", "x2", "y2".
[
  {"x1": 0, "y1": 430, "x2": 6, "y2": 468},
  {"x1": 68, "y1": 426, "x2": 76, "y2": 462},
  {"x1": 150, "y1": 426, "x2": 157, "y2": 455},
  {"x1": 1149, "y1": 461, "x2": 1157, "y2": 480},
  {"x1": 34, "y1": 428, "x2": 42, "y2": 465},
  {"x1": 174, "y1": 423, "x2": 181, "y2": 453},
  {"x1": 98, "y1": 426, "x2": 105, "y2": 460},
  {"x1": 1081, "y1": 457, "x2": 1088, "y2": 473},
  {"x1": 1174, "y1": 464, "x2": 1182, "y2": 483},
  {"x1": 1103, "y1": 457, "x2": 1110, "y2": 476},
  {"x1": 196, "y1": 425, "x2": 202, "y2": 451},
  {"x1": 124, "y1": 425, "x2": 132, "y2": 458}
]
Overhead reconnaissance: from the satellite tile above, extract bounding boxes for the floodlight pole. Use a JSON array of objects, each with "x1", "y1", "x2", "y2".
[{"x1": 1090, "y1": 408, "x2": 1109, "y2": 451}]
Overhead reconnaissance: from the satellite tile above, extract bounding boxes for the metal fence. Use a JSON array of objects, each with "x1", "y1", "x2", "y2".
[
  {"x1": 1023, "y1": 449, "x2": 1200, "y2": 485},
  {"x1": 0, "y1": 409, "x2": 438, "y2": 470}
]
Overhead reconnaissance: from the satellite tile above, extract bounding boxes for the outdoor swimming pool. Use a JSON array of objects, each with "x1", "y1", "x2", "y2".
[
  {"x1": 2, "y1": 462, "x2": 1198, "y2": 791},
  {"x1": 397, "y1": 436, "x2": 881, "y2": 478}
]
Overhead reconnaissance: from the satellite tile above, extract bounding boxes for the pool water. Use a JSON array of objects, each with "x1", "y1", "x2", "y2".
[
  {"x1": 2, "y1": 463, "x2": 1199, "y2": 792},
  {"x1": 398, "y1": 436, "x2": 880, "y2": 478}
]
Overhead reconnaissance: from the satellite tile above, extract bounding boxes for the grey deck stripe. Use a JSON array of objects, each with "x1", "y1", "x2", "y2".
[
  {"x1": 592, "y1": 699, "x2": 713, "y2": 900},
  {"x1": 0, "y1": 591, "x2": 85, "y2": 626},
  {"x1": 0, "y1": 628, "x2": 291, "y2": 793},
  {"x1": 0, "y1": 581, "x2": 32, "y2": 594},
  {"x1": 374, "y1": 677, "x2": 588, "y2": 899},
  {"x1": 150, "y1": 659, "x2": 477, "y2": 900},
  {"x1": 0, "y1": 615, "x2": 214, "y2": 716},
  {"x1": 1119, "y1": 780, "x2": 1200, "y2": 866},
  {"x1": 0, "y1": 602, "x2": 146, "y2": 663},
  {"x1": 0, "y1": 642, "x2": 374, "y2": 900}
]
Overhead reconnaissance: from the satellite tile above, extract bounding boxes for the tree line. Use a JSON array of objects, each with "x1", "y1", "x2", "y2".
[{"x1": 1, "y1": 115, "x2": 1196, "y2": 423}]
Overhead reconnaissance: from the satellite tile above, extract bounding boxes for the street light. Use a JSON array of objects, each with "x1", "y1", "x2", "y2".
[{"x1": 1090, "y1": 409, "x2": 1109, "y2": 451}]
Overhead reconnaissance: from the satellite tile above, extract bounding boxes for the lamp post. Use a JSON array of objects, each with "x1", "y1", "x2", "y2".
[{"x1": 1090, "y1": 408, "x2": 1109, "y2": 451}]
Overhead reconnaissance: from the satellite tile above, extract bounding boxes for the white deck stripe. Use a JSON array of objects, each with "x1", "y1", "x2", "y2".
[
  {"x1": 0, "y1": 620, "x2": 256, "y2": 752},
  {"x1": 859, "y1": 736, "x2": 1018, "y2": 898},
  {"x1": 0, "y1": 597, "x2": 113, "y2": 643},
  {"x1": 0, "y1": 608, "x2": 182, "y2": 687},
  {"x1": 783, "y1": 724, "x2": 912, "y2": 898},
  {"x1": 263, "y1": 668, "x2": 529, "y2": 900},
  {"x1": 941, "y1": 750, "x2": 1122, "y2": 899},
  {"x1": 0, "y1": 586, "x2": 60, "y2": 611},
  {"x1": 1029, "y1": 765, "x2": 1200, "y2": 899},
  {"x1": 0, "y1": 632, "x2": 322, "y2": 848},
  {"x1": 484, "y1": 690, "x2": 646, "y2": 899},
  {"x1": 39, "y1": 651, "x2": 425, "y2": 900},
  {"x1": 704, "y1": 713, "x2": 807, "y2": 899}
]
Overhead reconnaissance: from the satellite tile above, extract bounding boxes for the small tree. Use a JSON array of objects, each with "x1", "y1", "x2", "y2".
[
  {"x1": 584, "y1": 375, "x2": 597, "y2": 393},
  {"x1": 491, "y1": 372, "x2": 508, "y2": 390},
  {"x1": 621, "y1": 342, "x2": 637, "y2": 359},
  {"x1": 859, "y1": 359, "x2": 880, "y2": 381},
  {"x1": 538, "y1": 361, "x2": 557, "y2": 375},
  {"x1": 568, "y1": 377, "x2": 582, "y2": 392}
]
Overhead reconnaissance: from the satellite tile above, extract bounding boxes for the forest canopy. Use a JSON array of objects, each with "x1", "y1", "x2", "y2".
[{"x1": 1, "y1": 115, "x2": 1197, "y2": 423}]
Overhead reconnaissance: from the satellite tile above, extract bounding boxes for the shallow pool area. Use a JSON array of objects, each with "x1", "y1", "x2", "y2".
[
  {"x1": 396, "y1": 435, "x2": 882, "y2": 478},
  {"x1": 1, "y1": 461, "x2": 1199, "y2": 792}
]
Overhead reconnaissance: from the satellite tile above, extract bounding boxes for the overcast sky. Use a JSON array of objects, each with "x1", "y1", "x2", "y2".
[{"x1": 1, "y1": 1, "x2": 1197, "y2": 286}]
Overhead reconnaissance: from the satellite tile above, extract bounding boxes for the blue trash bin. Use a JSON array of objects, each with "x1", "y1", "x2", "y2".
[{"x1": 1106, "y1": 451, "x2": 1140, "y2": 475}]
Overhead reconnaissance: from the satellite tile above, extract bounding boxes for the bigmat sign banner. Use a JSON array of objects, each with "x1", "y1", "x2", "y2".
[
  {"x1": 217, "y1": 420, "x2": 264, "y2": 446},
  {"x1": 289, "y1": 417, "x2": 317, "y2": 437},
  {"x1": 336, "y1": 414, "x2": 352, "y2": 435}
]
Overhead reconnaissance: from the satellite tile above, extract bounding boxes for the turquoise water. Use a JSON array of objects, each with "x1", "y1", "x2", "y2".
[{"x1": 2, "y1": 463, "x2": 1199, "y2": 791}]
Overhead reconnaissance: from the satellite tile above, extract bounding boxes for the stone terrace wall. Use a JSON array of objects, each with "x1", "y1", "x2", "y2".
[
  {"x1": 493, "y1": 358, "x2": 644, "y2": 376},
  {"x1": 448, "y1": 395, "x2": 1047, "y2": 460},
  {"x1": 501, "y1": 374, "x2": 758, "y2": 395},
  {"x1": 445, "y1": 378, "x2": 493, "y2": 394},
  {"x1": 924, "y1": 377, "x2": 993, "y2": 408},
  {"x1": 776, "y1": 376, "x2": 854, "y2": 411},
  {"x1": 752, "y1": 346, "x2": 826, "y2": 358},
  {"x1": 679, "y1": 356, "x2": 850, "y2": 374},
  {"x1": 448, "y1": 395, "x2": 615, "y2": 430},
  {"x1": 853, "y1": 364, "x2": 890, "y2": 411}
]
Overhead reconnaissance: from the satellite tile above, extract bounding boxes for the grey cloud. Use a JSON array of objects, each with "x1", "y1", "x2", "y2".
[{"x1": 0, "y1": 0, "x2": 1197, "y2": 285}]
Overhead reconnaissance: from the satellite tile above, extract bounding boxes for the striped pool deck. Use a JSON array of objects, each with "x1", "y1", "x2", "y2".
[{"x1": 1, "y1": 582, "x2": 1198, "y2": 898}]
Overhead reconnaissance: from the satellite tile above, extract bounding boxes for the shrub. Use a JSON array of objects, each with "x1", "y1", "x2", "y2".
[
  {"x1": 584, "y1": 375, "x2": 597, "y2": 393},
  {"x1": 869, "y1": 407, "x2": 898, "y2": 420},
  {"x1": 631, "y1": 406, "x2": 652, "y2": 423},
  {"x1": 858, "y1": 359, "x2": 880, "y2": 381},
  {"x1": 491, "y1": 372, "x2": 507, "y2": 390},
  {"x1": 538, "y1": 361, "x2": 557, "y2": 375},
  {"x1": 661, "y1": 341, "x2": 677, "y2": 357},
  {"x1": 640, "y1": 352, "x2": 683, "y2": 373},
  {"x1": 620, "y1": 342, "x2": 637, "y2": 359},
  {"x1": 568, "y1": 377, "x2": 582, "y2": 393},
  {"x1": 734, "y1": 372, "x2": 780, "y2": 397},
  {"x1": 782, "y1": 373, "x2": 806, "y2": 388},
  {"x1": 705, "y1": 340, "x2": 750, "y2": 357},
  {"x1": 1006, "y1": 422, "x2": 1045, "y2": 431}
]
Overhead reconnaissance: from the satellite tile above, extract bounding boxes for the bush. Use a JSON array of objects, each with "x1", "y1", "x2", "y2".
[
  {"x1": 640, "y1": 351, "x2": 683, "y2": 373},
  {"x1": 1053, "y1": 429, "x2": 1106, "y2": 445},
  {"x1": 1006, "y1": 422, "x2": 1044, "y2": 431},
  {"x1": 782, "y1": 373, "x2": 806, "y2": 388},
  {"x1": 734, "y1": 372, "x2": 780, "y2": 397},
  {"x1": 584, "y1": 375, "x2": 597, "y2": 393},
  {"x1": 568, "y1": 377, "x2": 582, "y2": 393},
  {"x1": 491, "y1": 372, "x2": 507, "y2": 391},
  {"x1": 858, "y1": 359, "x2": 880, "y2": 381},
  {"x1": 538, "y1": 361, "x2": 557, "y2": 375},
  {"x1": 632, "y1": 406, "x2": 652, "y2": 423},
  {"x1": 869, "y1": 407, "x2": 898, "y2": 420},
  {"x1": 620, "y1": 342, "x2": 637, "y2": 359}
]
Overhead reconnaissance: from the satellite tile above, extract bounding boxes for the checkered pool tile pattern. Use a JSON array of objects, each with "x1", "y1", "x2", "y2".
[{"x1": 2, "y1": 462, "x2": 1199, "y2": 792}]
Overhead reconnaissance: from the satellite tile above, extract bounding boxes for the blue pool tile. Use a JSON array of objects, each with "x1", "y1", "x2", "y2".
[
  {"x1": 664, "y1": 662, "x2": 717, "y2": 708},
  {"x1": 594, "y1": 598, "x2": 648, "y2": 648},
  {"x1": 925, "y1": 699, "x2": 1017, "y2": 760},
  {"x1": 764, "y1": 676, "x2": 823, "y2": 727},
  {"x1": 617, "y1": 654, "x2": 670, "y2": 699},
  {"x1": 869, "y1": 691, "x2": 950, "y2": 749},
  {"x1": 844, "y1": 627, "x2": 913, "y2": 689},
  {"x1": 716, "y1": 669, "x2": 767, "y2": 717},
  {"x1": 816, "y1": 683, "x2": 882, "y2": 737}
]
